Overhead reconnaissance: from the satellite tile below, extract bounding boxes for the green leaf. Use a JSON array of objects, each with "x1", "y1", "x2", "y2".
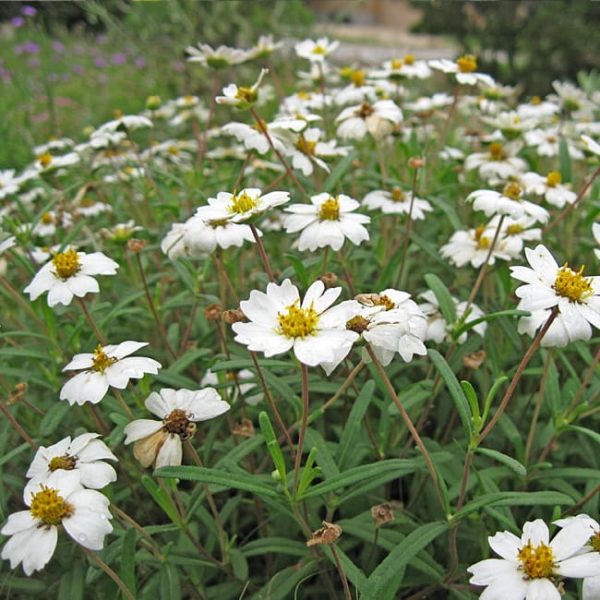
[
  {"x1": 323, "y1": 152, "x2": 357, "y2": 193},
  {"x1": 482, "y1": 376, "x2": 508, "y2": 425},
  {"x1": 429, "y1": 349, "x2": 472, "y2": 439},
  {"x1": 120, "y1": 529, "x2": 137, "y2": 597},
  {"x1": 155, "y1": 466, "x2": 279, "y2": 499},
  {"x1": 241, "y1": 537, "x2": 307, "y2": 558},
  {"x1": 337, "y1": 380, "x2": 375, "y2": 470},
  {"x1": 229, "y1": 548, "x2": 249, "y2": 581},
  {"x1": 159, "y1": 562, "x2": 181, "y2": 599},
  {"x1": 365, "y1": 521, "x2": 448, "y2": 599},
  {"x1": 461, "y1": 380, "x2": 481, "y2": 431},
  {"x1": 424, "y1": 273, "x2": 456, "y2": 324},
  {"x1": 254, "y1": 560, "x2": 318, "y2": 600},
  {"x1": 453, "y1": 309, "x2": 530, "y2": 337},
  {"x1": 58, "y1": 561, "x2": 84, "y2": 600},
  {"x1": 141, "y1": 475, "x2": 181, "y2": 525},
  {"x1": 567, "y1": 425, "x2": 600, "y2": 445},
  {"x1": 559, "y1": 137, "x2": 572, "y2": 182},
  {"x1": 259, "y1": 411, "x2": 287, "y2": 484},
  {"x1": 477, "y1": 447, "x2": 526, "y2": 477}
]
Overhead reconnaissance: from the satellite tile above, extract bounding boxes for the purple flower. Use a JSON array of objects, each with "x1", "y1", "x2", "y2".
[
  {"x1": 11, "y1": 16, "x2": 25, "y2": 28},
  {"x1": 23, "y1": 41, "x2": 40, "y2": 54},
  {"x1": 96, "y1": 34, "x2": 108, "y2": 45},
  {"x1": 21, "y1": 6, "x2": 37, "y2": 17},
  {"x1": 134, "y1": 57, "x2": 146, "y2": 69},
  {"x1": 112, "y1": 53, "x2": 126, "y2": 65},
  {"x1": 52, "y1": 40, "x2": 65, "y2": 53},
  {"x1": 94, "y1": 56, "x2": 108, "y2": 68},
  {"x1": 72, "y1": 64, "x2": 84, "y2": 75},
  {"x1": 28, "y1": 58, "x2": 40, "y2": 69}
]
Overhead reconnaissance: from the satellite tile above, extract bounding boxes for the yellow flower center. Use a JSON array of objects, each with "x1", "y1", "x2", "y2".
[
  {"x1": 391, "y1": 58, "x2": 403, "y2": 70},
  {"x1": 209, "y1": 218, "x2": 229, "y2": 228},
  {"x1": 297, "y1": 91, "x2": 312, "y2": 100},
  {"x1": 503, "y1": 181, "x2": 523, "y2": 201},
  {"x1": 277, "y1": 302, "x2": 319, "y2": 338},
  {"x1": 41, "y1": 212, "x2": 54, "y2": 225},
  {"x1": 253, "y1": 118, "x2": 268, "y2": 132},
  {"x1": 229, "y1": 191, "x2": 258, "y2": 214},
  {"x1": 357, "y1": 102, "x2": 375, "y2": 119},
  {"x1": 163, "y1": 408, "x2": 196, "y2": 439},
  {"x1": 351, "y1": 70, "x2": 365, "y2": 87},
  {"x1": 547, "y1": 135, "x2": 557, "y2": 143},
  {"x1": 91, "y1": 345, "x2": 118, "y2": 373},
  {"x1": 296, "y1": 135, "x2": 317, "y2": 156},
  {"x1": 319, "y1": 196, "x2": 340, "y2": 221},
  {"x1": 475, "y1": 226, "x2": 491, "y2": 249},
  {"x1": 457, "y1": 54, "x2": 477, "y2": 73},
  {"x1": 517, "y1": 541, "x2": 555, "y2": 579},
  {"x1": 391, "y1": 187, "x2": 405, "y2": 203},
  {"x1": 546, "y1": 171, "x2": 561, "y2": 187},
  {"x1": 506, "y1": 223, "x2": 524, "y2": 235},
  {"x1": 375, "y1": 294, "x2": 395, "y2": 310},
  {"x1": 404, "y1": 54, "x2": 415, "y2": 65},
  {"x1": 80, "y1": 197, "x2": 95, "y2": 207},
  {"x1": 49, "y1": 455, "x2": 77, "y2": 471},
  {"x1": 235, "y1": 86, "x2": 258, "y2": 104},
  {"x1": 113, "y1": 108, "x2": 123, "y2": 119},
  {"x1": 312, "y1": 44, "x2": 326, "y2": 55},
  {"x1": 30, "y1": 487, "x2": 74, "y2": 526},
  {"x1": 591, "y1": 531, "x2": 600, "y2": 553},
  {"x1": 51, "y1": 248, "x2": 81, "y2": 280},
  {"x1": 346, "y1": 315, "x2": 370, "y2": 333},
  {"x1": 489, "y1": 142, "x2": 506, "y2": 160},
  {"x1": 38, "y1": 152, "x2": 53, "y2": 168},
  {"x1": 168, "y1": 145, "x2": 180, "y2": 156},
  {"x1": 531, "y1": 96, "x2": 541, "y2": 105},
  {"x1": 553, "y1": 264, "x2": 593, "y2": 303}
]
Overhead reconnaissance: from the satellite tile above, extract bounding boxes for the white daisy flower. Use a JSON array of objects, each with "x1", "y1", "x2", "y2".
[
  {"x1": 488, "y1": 214, "x2": 542, "y2": 259},
  {"x1": 467, "y1": 518, "x2": 600, "y2": 599},
  {"x1": 33, "y1": 151, "x2": 80, "y2": 173},
  {"x1": 550, "y1": 80, "x2": 591, "y2": 115},
  {"x1": 221, "y1": 120, "x2": 299, "y2": 155},
  {"x1": 525, "y1": 127, "x2": 584, "y2": 159},
  {"x1": 593, "y1": 223, "x2": 600, "y2": 260},
  {"x1": 464, "y1": 141, "x2": 528, "y2": 183},
  {"x1": 295, "y1": 38, "x2": 339, "y2": 63},
  {"x1": 33, "y1": 137, "x2": 75, "y2": 156},
  {"x1": 362, "y1": 187, "x2": 433, "y2": 219},
  {"x1": 249, "y1": 34, "x2": 283, "y2": 59},
  {"x1": 161, "y1": 214, "x2": 257, "y2": 259},
  {"x1": 516, "y1": 97, "x2": 559, "y2": 122},
  {"x1": 521, "y1": 170, "x2": 576, "y2": 208},
  {"x1": 336, "y1": 99, "x2": 403, "y2": 140},
  {"x1": 60, "y1": 341, "x2": 161, "y2": 406},
  {"x1": 405, "y1": 93, "x2": 454, "y2": 115},
  {"x1": 123, "y1": 388, "x2": 230, "y2": 468},
  {"x1": 283, "y1": 193, "x2": 370, "y2": 252},
  {"x1": 195, "y1": 187, "x2": 289, "y2": 224},
  {"x1": 25, "y1": 433, "x2": 117, "y2": 493},
  {"x1": 95, "y1": 115, "x2": 153, "y2": 134},
  {"x1": 441, "y1": 225, "x2": 511, "y2": 268},
  {"x1": 481, "y1": 111, "x2": 536, "y2": 137},
  {"x1": 467, "y1": 182, "x2": 549, "y2": 223},
  {"x1": 373, "y1": 54, "x2": 431, "y2": 81},
  {"x1": 347, "y1": 290, "x2": 428, "y2": 366},
  {"x1": 429, "y1": 55, "x2": 494, "y2": 87},
  {"x1": 555, "y1": 514, "x2": 600, "y2": 600},
  {"x1": 1, "y1": 470, "x2": 113, "y2": 575},
  {"x1": 216, "y1": 68, "x2": 268, "y2": 109},
  {"x1": 232, "y1": 279, "x2": 360, "y2": 374},
  {"x1": 186, "y1": 43, "x2": 249, "y2": 68},
  {"x1": 418, "y1": 290, "x2": 487, "y2": 344},
  {"x1": 283, "y1": 127, "x2": 350, "y2": 176},
  {"x1": 0, "y1": 170, "x2": 20, "y2": 199},
  {"x1": 201, "y1": 368, "x2": 262, "y2": 406},
  {"x1": 581, "y1": 134, "x2": 600, "y2": 156},
  {"x1": 24, "y1": 248, "x2": 119, "y2": 307},
  {"x1": 510, "y1": 244, "x2": 600, "y2": 344}
]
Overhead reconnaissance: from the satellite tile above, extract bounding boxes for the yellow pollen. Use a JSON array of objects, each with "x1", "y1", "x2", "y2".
[
  {"x1": 474, "y1": 226, "x2": 491, "y2": 249},
  {"x1": 506, "y1": 224, "x2": 524, "y2": 235},
  {"x1": 457, "y1": 54, "x2": 477, "y2": 73},
  {"x1": 374, "y1": 294, "x2": 395, "y2": 310},
  {"x1": 531, "y1": 96, "x2": 541, "y2": 105},
  {"x1": 38, "y1": 152, "x2": 53, "y2": 168},
  {"x1": 591, "y1": 531, "x2": 600, "y2": 553},
  {"x1": 553, "y1": 264, "x2": 593, "y2": 303},
  {"x1": 296, "y1": 135, "x2": 317, "y2": 156},
  {"x1": 503, "y1": 181, "x2": 523, "y2": 200},
  {"x1": 489, "y1": 142, "x2": 506, "y2": 160},
  {"x1": 209, "y1": 218, "x2": 229, "y2": 228},
  {"x1": 113, "y1": 109, "x2": 123, "y2": 119},
  {"x1": 391, "y1": 187, "x2": 405, "y2": 202},
  {"x1": 312, "y1": 45, "x2": 326, "y2": 55},
  {"x1": 391, "y1": 58, "x2": 403, "y2": 70},
  {"x1": 168, "y1": 145, "x2": 180, "y2": 156},
  {"x1": 357, "y1": 102, "x2": 375, "y2": 119},
  {"x1": 297, "y1": 91, "x2": 312, "y2": 100},
  {"x1": 351, "y1": 70, "x2": 365, "y2": 87},
  {"x1": 80, "y1": 197, "x2": 95, "y2": 207},
  {"x1": 547, "y1": 135, "x2": 557, "y2": 143},
  {"x1": 235, "y1": 86, "x2": 258, "y2": 104},
  {"x1": 253, "y1": 118, "x2": 268, "y2": 132},
  {"x1": 49, "y1": 455, "x2": 77, "y2": 471},
  {"x1": 518, "y1": 541, "x2": 555, "y2": 579},
  {"x1": 163, "y1": 408, "x2": 196, "y2": 439},
  {"x1": 91, "y1": 345, "x2": 118, "y2": 373},
  {"x1": 229, "y1": 191, "x2": 258, "y2": 214},
  {"x1": 346, "y1": 315, "x2": 370, "y2": 333},
  {"x1": 277, "y1": 302, "x2": 319, "y2": 338},
  {"x1": 404, "y1": 54, "x2": 415, "y2": 65},
  {"x1": 41, "y1": 212, "x2": 54, "y2": 225},
  {"x1": 319, "y1": 196, "x2": 340, "y2": 221},
  {"x1": 546, "y1": 171, "x2": 561, "y2": 187},
  {"x1": 51, "y1": 248, "x2": 80, "y2": 280},
  {"x1": 30, "y1": 487, "x2": 74, "y2": 526},
  {"x1": 183, "y1": 95, "x2": 194, "y2": 104}
]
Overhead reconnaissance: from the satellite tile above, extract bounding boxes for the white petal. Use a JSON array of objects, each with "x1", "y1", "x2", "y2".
[
  {"x1": 124, "y1": 419, "x2": 163, "y2": 443},
  {"x1": 155, "y1": 435, "x2": 182, "y2": 468}
]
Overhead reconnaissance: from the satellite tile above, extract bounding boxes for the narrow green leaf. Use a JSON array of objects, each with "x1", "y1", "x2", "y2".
[
  {"x1": 160, "y1": 562, "x2": 181, "y2": 599},
  {"x1": 461, "y1": 380, "x2": 481, "y2": 430},
  {"x1": 141, "y1": 475, "x2": 181, "y2": 525},
  {"x1": 424, "y1": 273, "x2": 456, "y2": 324},
  {"x1": 259, "y1": 411, "x2": 287, "y2": 482},
  {"x1": 568, "y1": 425, "x2": 600, "y2": 445},
  {"x1": 482, "y1": 375, "x2": 508, "y2": 425},
  {"x1": 559, "y1": 137, "x2": 572, "y2": 182},
  {"x1": 296, "y1": 446, "x2": 320, "y2": 498},
  {"x1": 323, "y1": 152, "x2": 357, "y2": 192},
  {"x1": 477, "y1": 447, "x2": 527, "y2": 477},
  {"x1": 454, "y1": 309, "x2": 530, "y2": 337},
  {"x1": 120, "y1": 529, "x2": 137, "y2": 597},
  {"x1": 429, "y1": 349, "x2": 472, "y2": 439}
]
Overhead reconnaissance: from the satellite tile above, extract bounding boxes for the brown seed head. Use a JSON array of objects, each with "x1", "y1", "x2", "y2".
[
  {"x1": 127, "y1": 238, "x2": 147, "y2": 253},
  {"x1": 408, "y1": 156, "x2": 425, "y2": 169},
  {"x1": 306, "y1": 521, "x2": 342, "y2": 547},
  {"x1": 222, "y1": 308, "x2": 245, "y2": 324},
  {"x1": 319, "y1": 272, "x2": 338, "y2": 288},
  {"x1": 371, "y1": 503, "x2": 395, "y2": 528},
  {"x1": 204, "y1": 303, "x2": 223, "y2": 321},
  {"x1": 463, "y1": 350, "x2": 486, "y2": 370}
]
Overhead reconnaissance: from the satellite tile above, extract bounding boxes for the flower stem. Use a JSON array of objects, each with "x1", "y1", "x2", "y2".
[
  {"x1": 478, "y1": 307, "x2": 558, "y2": 443},
  {"x1": 330, "y1": 544, "x2": 352, "y2": 600},
  {"x1": 249, "y1": 224, "x2": 275, "y2": 282},
  {"x1": 396, "y1": 166, "x2": 420, "y2": 286},
  {"x1": 113, "y1": 388, "x2": 134, "y2": 419},
  {"x1": 366, "y1": 346, "x2": 445, "y2": 511},
  {"x1": 83, "y1": 548, "x2": 135, "y2": 600},
  {"x1": 0, "y1": 397, "x2": 37, "y2": 448},
  {"x1": 77, "y1": 297, "x2": 106, "y2": 345},
  {"x1": 293, "y1": 363, "x2": 310, "y2": 493},
  {"x1": 524, "y1": 349, "x2": 552, "y2": 465}
]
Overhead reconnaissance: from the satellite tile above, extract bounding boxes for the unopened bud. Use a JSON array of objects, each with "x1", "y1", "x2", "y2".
[
  {"x1": 127, "y1": 238, "x2": 147, "y2": 253},
  {"x1": 146, "y1": 95, "x2": 161, "y2": 110},
  {"x1": 371, "y1": 503, "x2": 395, "y2": 528},
  {"x1": 463, "y1": 350, "x2": 486, "y2": 370},
  {"x1": 232, "y1": 418, "x2": 255, "y2": 438},
  {"x1": 222, "y1": 308, "x2": 245, "y2": 324},
  {"x1": 408, "y1": 156, "x2": 425, "y2": 169},
  {"x1": 204, "y1": 303, "x2": 223, "y2": 321},
  {"x1": 306, "y1": 521, "x2": 342, "y2": 547},
  {"x1": 319, "y1": 272, "x2": 338, "y2": 288}
]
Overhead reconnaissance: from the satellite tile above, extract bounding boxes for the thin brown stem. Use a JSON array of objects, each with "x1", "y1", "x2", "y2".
[
  {"x1": 83, "y1": 548, "x2": 135, "y2": 600},
  {"x1": 524, "y1": 350, "x2": 552, "y2": 465},
  {"x1": 367, "y1": 347, "x2": 445, "y2": 510},
  {"x1": 249, "y1": 224, "x2": 275, "y2": 282},
  {"x1": 77, "y1": 297, "x2": 105, "y2": 345},
  {"x1": 479, "y1": 308, "x2": 558, "y2": 443},
  {"x1": 293, "y1": 363, "x2": 310, "y2": 493},
  {"x1": 114, "y1": 388, "x2": 134, "y2": 419},
  {"x1": 0, "y1": 397, "x2": 37, "y2": 448},
  {"x1": 565, "y1": 346, "x2": 600, "y2": 420},
  {"x1": 330, "y1": 544, "x2": 352, "y2": 600},
  {"x1": 396, "y1": 166, "x2": 420, "y2": 286}
]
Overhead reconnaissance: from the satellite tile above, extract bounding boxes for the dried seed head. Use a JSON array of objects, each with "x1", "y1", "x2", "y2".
[
  {"x1": 319, "y1": 272, "x2": 338, "y2": 288},
  {"x1": 408, "y1": 156, "x2": 425, "y2": 169},
  {"x1": 222, "y1": 308, "x2": 245, "y2": 324},
  {"x1": 127, "y1": 238, "x2": 147, "y2": 253},
  {"x1": 371, "y1": 503, "x2": 395, "y2": 528},
  {"x1": 232, "y1": 418, "x2": 255, "y2": 438},
  {"x1": 463, "y1": 350, "x2": 486, "y2": 370},
  {"x1": 8, "y1": 383, "x2": 28, "y2": 405},
  {"x1": 204, "y1": 303, "x2": 223, "y2": 321},
  {"x1": 306, "y1": 521, "x2": 342, "y2": 547}
]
